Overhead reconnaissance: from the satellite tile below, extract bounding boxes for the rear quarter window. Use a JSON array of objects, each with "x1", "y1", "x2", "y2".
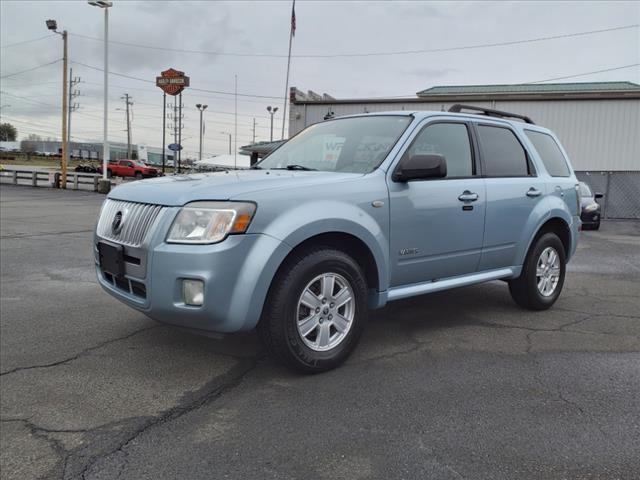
[{"x1": 525, "y1": 130, "x2": 571, "y2": 177}]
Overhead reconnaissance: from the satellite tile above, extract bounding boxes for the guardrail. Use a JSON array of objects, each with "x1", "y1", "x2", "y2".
[{"x1": 0, "y1": 168, "x2": 116, "y2": 192}]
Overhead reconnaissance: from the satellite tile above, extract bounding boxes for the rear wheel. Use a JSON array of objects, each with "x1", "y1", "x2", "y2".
[
  {"x1": 106, "y1": 169, "x2": 113, "y2": 178},
  {"x1": 509, "y1": 232, "x2": 566, "y2": 310},
  {"x1": 258, "y1": 247, "x2": 368, "y2": 373},
  {"x1": 135, "y1": 171, "x2": 143, "y2": 180}
]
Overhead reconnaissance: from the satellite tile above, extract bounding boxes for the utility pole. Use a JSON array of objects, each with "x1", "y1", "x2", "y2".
[
  {"x1": 234, "y1": 74, "x2": 237, "y2": 168},
  {"x1": 121, "y1": 93, "x2": 133, "y2": 158},
  {"x1": 252, "y1": 118, "x2": 256, "y2": 144},
  {"x1": 67, "y1": 68, "x2": 81, "y2": 159},
  {"x1": 221, "y1": 132, "x2": 231, "y2": 155}
]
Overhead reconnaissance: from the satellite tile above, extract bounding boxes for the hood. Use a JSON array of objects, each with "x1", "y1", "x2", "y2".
[
  {"x1": 580, "y1": 196, "x2": 598, "y2": 208},
  {"x1": 107, "y1": 170, "x2": 362, "y2": 206}
]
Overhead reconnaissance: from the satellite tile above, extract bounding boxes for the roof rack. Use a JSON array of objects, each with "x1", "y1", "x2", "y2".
[{"x1": 448, "y1": 104, "x2": 535, "y2": 124}]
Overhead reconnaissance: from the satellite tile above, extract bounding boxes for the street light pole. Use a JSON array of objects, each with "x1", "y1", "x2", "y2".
[
  {"x1": 266, "y1": 106, "x2": 278, "y2": 142},
  {"x1": 88, "y1": 1, "x2": 113, "y2": 187},
  {"x1": 195, "y1": 104, "x2": 207, "y2": 162},
  {"x1": 45, "y1": 20, "x2": 68, "y2": 188}
]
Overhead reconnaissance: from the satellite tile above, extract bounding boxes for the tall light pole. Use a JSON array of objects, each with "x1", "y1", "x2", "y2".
[
  {"x1": 45, "y1": 19, "x2": 68, "y2": 189},
  {"x1": 88, "y1": 0, "x2": 112, "y2": 190},
  {"x1": 266, "y1": 106, "x2": 278, "y2": 142},
  {"x1": 195, "y1": 104, "x2": 207, "y2": 161},
  {"x1": 221, "y1": 132, "x2": 231, "y2": 155}
]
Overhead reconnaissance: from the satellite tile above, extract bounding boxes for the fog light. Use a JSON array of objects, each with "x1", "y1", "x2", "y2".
[{"x1": 183, "y1": 279, "x2": 204, "y2": 306}]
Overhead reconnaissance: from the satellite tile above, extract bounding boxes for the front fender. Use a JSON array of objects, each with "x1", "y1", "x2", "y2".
[{"x1": 260, "y1": 200, "x2": 390, "y2": 293}]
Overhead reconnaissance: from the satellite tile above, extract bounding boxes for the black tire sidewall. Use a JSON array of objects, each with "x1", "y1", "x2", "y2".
[
  {"x1": 272, "y1": 250, "x2": 368, "y2": 371},
  {"x1": 525, "y1": 233, "x2": 566, "y2": 308}
]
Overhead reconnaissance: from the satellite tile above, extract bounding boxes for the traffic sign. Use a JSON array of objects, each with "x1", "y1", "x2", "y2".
[{"x1": 168, "y1": 143, "x2": 182, "y2": 152}]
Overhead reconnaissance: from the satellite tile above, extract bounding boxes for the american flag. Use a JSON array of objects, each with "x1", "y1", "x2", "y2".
[{"x1": 291, "y1": 0, "x2": 296, "y2": 37}]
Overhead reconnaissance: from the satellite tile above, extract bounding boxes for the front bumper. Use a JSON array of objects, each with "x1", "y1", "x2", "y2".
[
  {"x1": 95, "y1": 227, "x2": 291, "y2": 333},
  {"x1": 580, "y1": 210, "x2": 600, "y2": 226}
]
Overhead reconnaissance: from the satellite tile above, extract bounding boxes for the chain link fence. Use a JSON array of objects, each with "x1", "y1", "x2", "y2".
[{"x1": 575, "y1": 171, "x2": 640, "y2": 220}]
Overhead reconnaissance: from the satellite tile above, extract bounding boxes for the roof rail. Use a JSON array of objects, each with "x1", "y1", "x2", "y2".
[{"x1": 448, "y1": 104, "x2": 535, "y2": 124}]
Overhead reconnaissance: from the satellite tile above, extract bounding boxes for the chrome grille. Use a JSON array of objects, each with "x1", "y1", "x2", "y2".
[{"x1": 97, "y1": 199, "x2": 165, "y2": 247}]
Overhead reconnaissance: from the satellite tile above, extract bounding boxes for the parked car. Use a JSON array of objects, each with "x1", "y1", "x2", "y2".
[
  {"x1": 578, "y1": 181, "x2": 603, "y2": 230},
  {"x1": 94, "y1": 106, "x2": 581, "y2": 372},
  {"x1": 98, "y1": 159, "x2": 159, "y2": 179}
]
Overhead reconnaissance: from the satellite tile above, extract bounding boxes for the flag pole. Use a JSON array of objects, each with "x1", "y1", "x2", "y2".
[{"x1": 281, "y1": 0, "x2": 295, "y2": 140}]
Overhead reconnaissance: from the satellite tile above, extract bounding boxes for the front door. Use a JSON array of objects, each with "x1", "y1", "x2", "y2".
[{"x1": 388, "y1": 121, "x2": 486, "y2": 287}]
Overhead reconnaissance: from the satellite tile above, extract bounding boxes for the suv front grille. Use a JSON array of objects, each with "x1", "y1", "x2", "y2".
[{"x1": 97, "y1": 199, "x2": 165, "y2": 247}]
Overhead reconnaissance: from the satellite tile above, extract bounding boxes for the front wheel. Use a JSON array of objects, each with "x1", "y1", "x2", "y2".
[
  {"x1": 135, "y1": 171, "x2": 143, "y2": 180},
  {"x1": 509, "y1": 232, "x2": 566, "y2": 310},
  {"x1": 258, "y1": 247, "x2": 368, "y2": 373}
]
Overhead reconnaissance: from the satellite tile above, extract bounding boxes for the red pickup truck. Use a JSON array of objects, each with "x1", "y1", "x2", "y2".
[{"x1": 99, "y1": 160, "x2": 159, "y2": 179}]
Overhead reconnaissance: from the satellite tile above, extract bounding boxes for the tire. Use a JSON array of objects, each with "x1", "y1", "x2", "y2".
[
  {"x1": 135, "y1": 171, "x2": 143, "y2": 180},
  {"x1": 106, "y1": 170, "x2": 113, "y2": 179},
  {"x1": 508, "y1": 232, "x2": 566, "y2": 311},
  {"x1": 593, "y1": 221, "x2": 600, "y2": 231},
  {"x1": 258, "y1": 247, "x2": 368, "y2": 373}
]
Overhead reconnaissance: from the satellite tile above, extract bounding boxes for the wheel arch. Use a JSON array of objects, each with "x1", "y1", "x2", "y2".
[
  {"x1": 524, "y1": 216, "x2": 572, "y2": 263},
  {"x1": 274, "y1": 231, "x2": 381, "y2": 300}
]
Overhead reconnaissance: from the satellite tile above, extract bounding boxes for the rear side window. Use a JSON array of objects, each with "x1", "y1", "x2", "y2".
[
  {"x1": 525, "y1": 130, "x2": 570, "y2": 177},
  {"x1": 406, "y1": 123, "x2": 474, "y2": 177},
  {"x1": 477, "y1": 125, "x2": 529, "y2": 177}
]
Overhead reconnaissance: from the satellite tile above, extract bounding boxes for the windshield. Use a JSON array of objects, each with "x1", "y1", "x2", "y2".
[
  {"x1": 256, "y1": 115, "x2": 412, "y2": 173},
  {"x1": 579, "y1": 182, "x2": 593, "y2": 197}
]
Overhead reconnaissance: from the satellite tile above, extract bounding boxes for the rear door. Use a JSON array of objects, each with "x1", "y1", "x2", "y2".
[
  {"x1": 475, "y1": 122, "x2": 546, "y2": 270},
  {"x1": 388, "y1": 120, "x2": 486, "y2": 286}
]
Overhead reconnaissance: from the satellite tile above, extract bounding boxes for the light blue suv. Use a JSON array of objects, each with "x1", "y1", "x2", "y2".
[{"x1": 95, "y1": 105, "x2": 580, "y2": 372}]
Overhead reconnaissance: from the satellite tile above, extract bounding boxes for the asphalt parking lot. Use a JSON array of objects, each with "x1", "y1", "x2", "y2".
[{"x1": 1, "y1": 184, "x2": 639, "y2": 480}]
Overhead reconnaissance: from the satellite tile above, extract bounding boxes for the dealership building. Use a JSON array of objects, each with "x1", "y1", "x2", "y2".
[
  {"x1": 286, "y1": 81, "x2": 640, "y2": 219},
  {"x1": 12, "y1": 140, "x2": 174, "y2": 165}
]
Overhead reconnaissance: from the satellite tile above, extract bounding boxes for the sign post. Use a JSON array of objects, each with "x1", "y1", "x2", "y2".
[{"x1": 156, "y1": 69, "x2": 189, "y2": 174}]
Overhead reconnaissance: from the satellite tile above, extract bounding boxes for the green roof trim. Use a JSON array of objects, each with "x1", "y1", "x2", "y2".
[{"x1": 416, "y1": 81, "x2": 640, "y2": 96}]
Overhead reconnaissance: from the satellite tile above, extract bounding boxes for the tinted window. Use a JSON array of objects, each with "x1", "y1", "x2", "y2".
[
  {"x1": 477, "y1": 125, "x2": 529, "y2": 177},
  {"x1": 406, "y1": 123, "x2": 473, "y2": 177},
  {"x1": 525, "y1": 130, "x2": 570, "y2": 177}
]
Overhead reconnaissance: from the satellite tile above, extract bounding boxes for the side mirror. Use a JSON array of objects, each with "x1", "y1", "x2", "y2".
[
  {"x1": 594, "y1": 192, "x2": 604, "y2": 199},
  {"x1": 393, "y1": 154, "x2": 447, "y2": 182}
]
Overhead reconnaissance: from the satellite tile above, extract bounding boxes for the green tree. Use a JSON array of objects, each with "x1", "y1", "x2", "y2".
[{"x1": 0, "y1": 122, "x2": 17, "y2": 141}]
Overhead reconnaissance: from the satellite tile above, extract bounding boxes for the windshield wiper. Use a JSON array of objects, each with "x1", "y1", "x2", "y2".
[{"x1": 279, "y1": 164, "x2": 317, "y2": 171}]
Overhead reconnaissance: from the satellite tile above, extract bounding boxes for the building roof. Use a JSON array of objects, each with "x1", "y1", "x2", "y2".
[{"x1": 416, "y1": 82, "x2": 640, "y2": 97}]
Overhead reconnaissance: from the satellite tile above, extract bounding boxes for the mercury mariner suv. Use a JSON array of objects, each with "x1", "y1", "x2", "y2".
[{"x1": 94, "y1": 105, "x2": 581, "y2": 372}]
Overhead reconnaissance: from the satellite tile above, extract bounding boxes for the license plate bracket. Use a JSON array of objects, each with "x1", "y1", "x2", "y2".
[{"x1": 98, "y1": 242, "x2": 124, "y2": 278}]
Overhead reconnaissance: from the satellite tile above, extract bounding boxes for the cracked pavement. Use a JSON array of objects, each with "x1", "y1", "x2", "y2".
[{"x1": 1, "y1": 184, "x2": 639, "y2": 480}]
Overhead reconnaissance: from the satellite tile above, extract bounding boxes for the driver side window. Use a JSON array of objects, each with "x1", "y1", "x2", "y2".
[{"x1": 406, "y1": 122, "x2": 474, "y2": 178}]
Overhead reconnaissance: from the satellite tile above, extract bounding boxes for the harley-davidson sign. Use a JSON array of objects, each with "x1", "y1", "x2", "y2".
[{"x1": 156, "y1": 68, "x2": 190, "y2": 96}]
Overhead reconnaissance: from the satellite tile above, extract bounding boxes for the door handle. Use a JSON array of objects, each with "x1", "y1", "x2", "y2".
[
  {"x1": 526, "y1": 187, "x2": 542, "y2": 198},
  {"x1": 458, "y1": 191, "x2": 479, "y2": 202}
]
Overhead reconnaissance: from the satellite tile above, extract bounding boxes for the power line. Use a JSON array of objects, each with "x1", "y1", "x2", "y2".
[
  {"x1": 528, "y1": 63, "x2": 640, "y2": 83},
  {"x1": 70, "y1": 61, "x2": 282, "y2": 99},
  {"x1": 1, "y1": 34, "x2": 56, "y2": 49},
  {"x1": 69, "y1": 24, "x2": 639, "y2": 59},
  {"x1": 0, "y1": 59, "x2": 62, "y2": 79}
]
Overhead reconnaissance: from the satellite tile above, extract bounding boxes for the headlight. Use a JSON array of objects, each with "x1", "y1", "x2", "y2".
[
  {"x1": 584, "y1": 203, "x2": 599, "y2": 213},
  {"x1": 167, "y1": 201, "x2": 256, "y2": 244}
]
